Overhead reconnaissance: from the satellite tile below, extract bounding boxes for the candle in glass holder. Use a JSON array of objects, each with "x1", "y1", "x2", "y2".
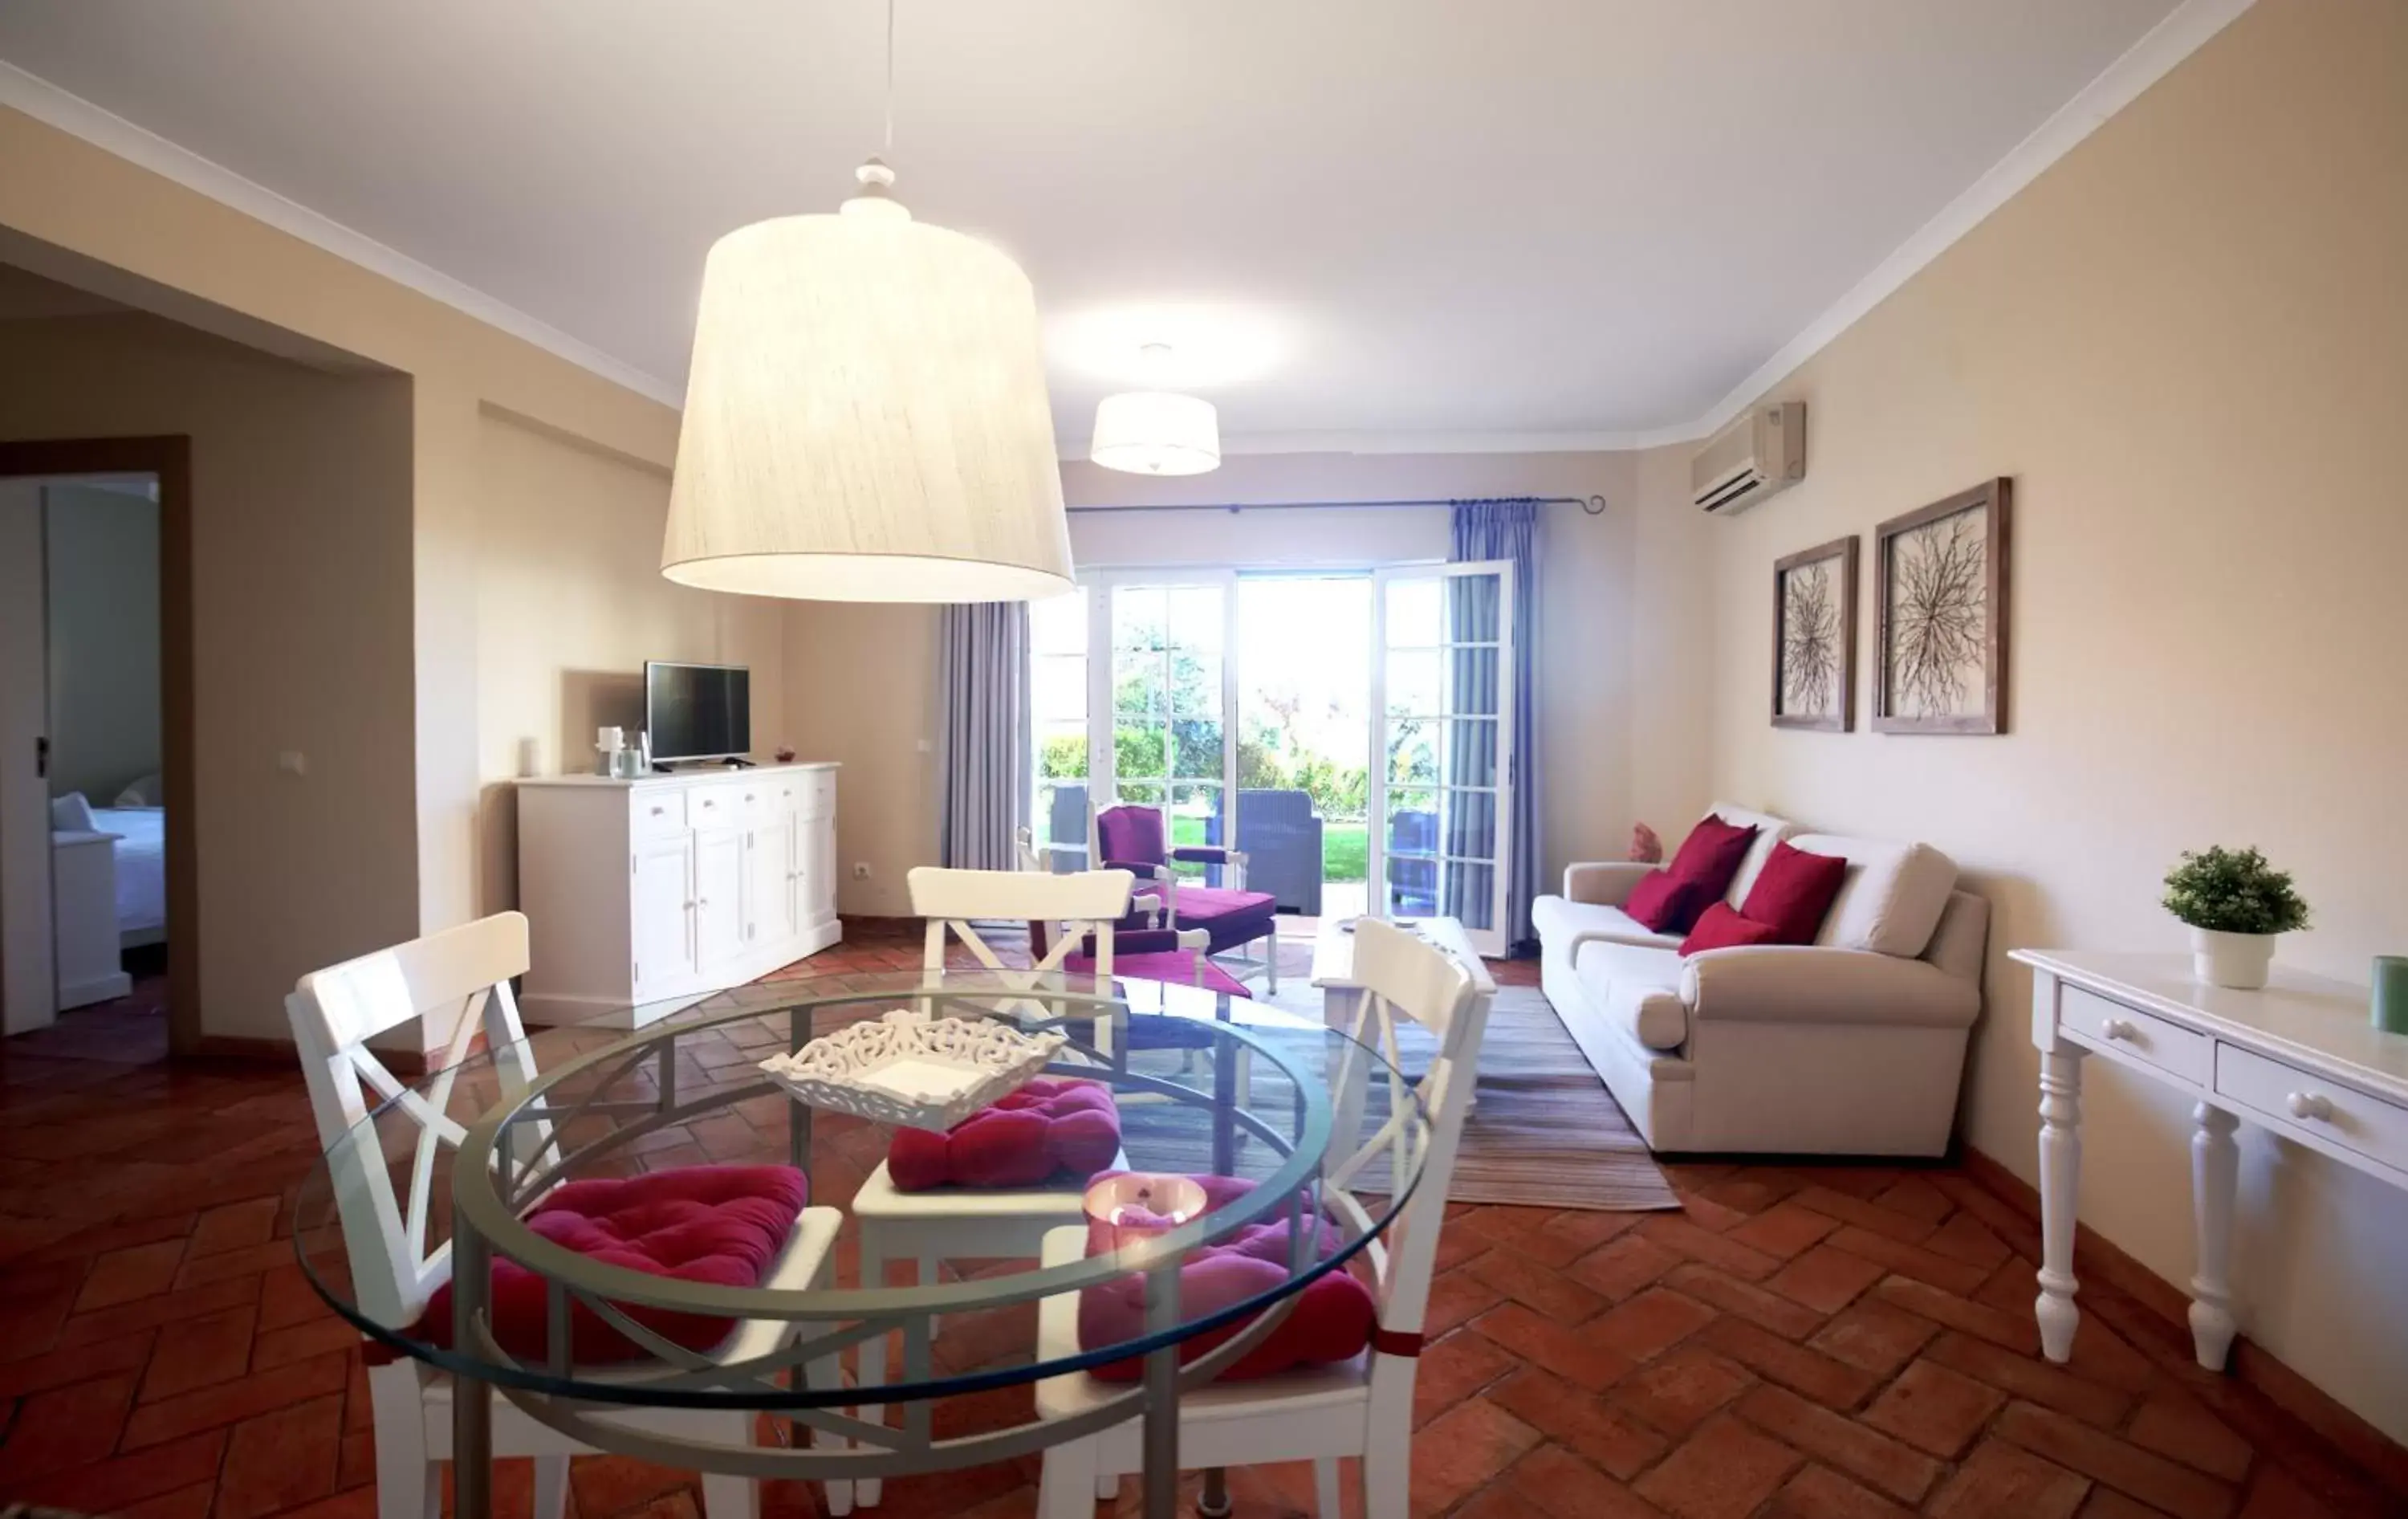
[{"x1": 1084, "y1": 1171, "x2": 1207, "y2": 1255}]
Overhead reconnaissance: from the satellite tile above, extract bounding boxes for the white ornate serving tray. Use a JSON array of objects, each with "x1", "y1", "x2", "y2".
[{"x1": 757, "y1": 1008, "x2": 1066, "y2": 1133}]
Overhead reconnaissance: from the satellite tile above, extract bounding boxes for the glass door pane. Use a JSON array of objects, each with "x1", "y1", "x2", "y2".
[
  {"x1": 1105, "y1": 579, "x2": 1231, "y2": 876},
  {"x1": 1027, "y1": 588, "x2": 1089, "y2": 867},
  {"x1": 1236, "y1": 576, "x2": 1372, "y2": 919},
  {"x1": 1371, "y1": 561, "x2": 1514, "y2": 955}
]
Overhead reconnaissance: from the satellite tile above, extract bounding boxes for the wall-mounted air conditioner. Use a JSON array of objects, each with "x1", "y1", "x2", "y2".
[{"x1": 1691, "y1": 401, "x2": 1806, "y2": 514}]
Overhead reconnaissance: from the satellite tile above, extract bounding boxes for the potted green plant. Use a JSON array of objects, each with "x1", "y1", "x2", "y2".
[{"x1": 2162, "y1": 845, "x2": 2310, "y2": 990}]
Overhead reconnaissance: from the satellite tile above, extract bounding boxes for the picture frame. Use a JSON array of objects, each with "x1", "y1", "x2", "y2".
[
  {"x1": 1873, "y1": 477, "x2": 2011, "y2": 734},
  {"x1": 1771, "y1": 535, "x2": 1857, "y2": 731}
]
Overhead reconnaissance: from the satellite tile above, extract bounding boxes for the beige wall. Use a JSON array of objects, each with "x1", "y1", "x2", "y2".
[
  {"x1": 1687, "y1": 0, "x2": 2408, "y2": 1439},
  {"x1": 787, "y1": 448, "x2": 1694, "y2": 917},
  {"x1": 471, "y1": 409, "x2": 787, "y2": 914},
  {"x1": 43, "y1": 482, "x2": 162, "y2": 801},
  {"x1": 0, "y1": 313, "x2": 418, "y2": 1041}
]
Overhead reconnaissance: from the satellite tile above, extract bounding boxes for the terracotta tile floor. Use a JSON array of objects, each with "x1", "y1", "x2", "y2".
[{"x1": 3, "y1": 923, "x2": 2402, "y2": 1518}]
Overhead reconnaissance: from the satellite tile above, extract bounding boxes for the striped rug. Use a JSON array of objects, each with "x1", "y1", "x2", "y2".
[{"x1": 1133, "y1": 982, "x2": 1679, "y2": 1213}]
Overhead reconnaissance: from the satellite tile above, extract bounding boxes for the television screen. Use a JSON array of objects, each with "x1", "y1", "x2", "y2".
[{"x1": 645, "y1": 662, "x2": 750, "y2": 762}]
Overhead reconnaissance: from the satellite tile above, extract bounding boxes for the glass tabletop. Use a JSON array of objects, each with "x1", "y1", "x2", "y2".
[{"x1": 294, "y1": 969, "x2": 1430, "y2": 1412}]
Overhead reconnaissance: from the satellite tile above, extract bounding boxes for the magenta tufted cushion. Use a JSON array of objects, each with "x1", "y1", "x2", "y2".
[
  {"x1": 1077, "y1": 1173, "x2": 1377, "y2": 1381},
  {"x1": 1096, "y1": 805, "x2": 1168, "y2": 866},
  {"x1": 417, "y1": 1165, "x2": 807, "y2": 1363},
  {"x1": 886, "y1": 1077, "x2": 1122, "y2": 1191}
]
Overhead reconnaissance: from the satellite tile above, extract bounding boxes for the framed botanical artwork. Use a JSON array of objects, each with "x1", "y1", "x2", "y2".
[
  {"x1": 1874, "y1": 478, "x2": 2011, "y2": 734},
  {"x1": 1771, "y1": 536, "x2": 1857, "y2": 730}
]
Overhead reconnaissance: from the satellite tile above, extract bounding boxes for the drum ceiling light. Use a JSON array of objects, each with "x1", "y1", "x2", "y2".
[
  {"x1": 660, "y1": 6, "x2": 1073, "y2": 604},
  {"x1": 1090, "y1": 344, "x2": 1222, "y2": 477}
]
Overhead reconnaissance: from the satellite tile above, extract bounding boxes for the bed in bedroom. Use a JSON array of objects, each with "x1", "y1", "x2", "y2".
[{"x1": 90, "y1": 804, "x2": 166, "y2": 948}]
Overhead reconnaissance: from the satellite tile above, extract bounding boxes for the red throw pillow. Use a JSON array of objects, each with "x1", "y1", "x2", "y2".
[
  {"x1": 417, "y1": 1165, "x2": 808, "y2": 1363},
  {"x1": 1679, "y1": 902, "x2": 1781, "y2": 955},
  {"x1": 1078, "y1": 1174, "x2": 1376, "y2": 1381},
  {"x1": 1664, "y1": 814, "x2": 1759, "y2": 899},
  {"x1": 886, "y1": 1077, "x2": 1122, "y2": 1191},
  {"x1": 1738, "y1": 841, "x2": 1851, "y2": 944},
  {"x1": 1625, "y1": 869, "x2": 1713, "y2": 934}
]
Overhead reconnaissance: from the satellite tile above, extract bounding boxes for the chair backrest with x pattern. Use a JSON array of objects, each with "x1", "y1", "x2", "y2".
[
  {"x1": 286, "y1": 911, "x2": 540, "y2": 1329},
  {"x1": 1321, "y1": 918, "x2": 1489, "y2": 1352},
  {"x1": 905, "y1": 867, "x2": 1136, "y2": 1012}
]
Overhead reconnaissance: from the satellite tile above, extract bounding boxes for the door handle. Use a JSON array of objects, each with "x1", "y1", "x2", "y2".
[{"x1": 35, "y1": 735, "x2": 48, "y2": 780}]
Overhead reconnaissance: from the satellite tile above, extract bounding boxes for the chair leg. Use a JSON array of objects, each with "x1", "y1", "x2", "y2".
[
  {"x1": 1364, "y1": 1372, "x2": 1413, "y2": 1518},
  {"x1": 1362, "y1": 1456, "x2": 1406, "y2": 1519},
  {"x1": 919, "y1": 1252, "x2": 942, "y2": 1341},
  {"x1": 1265, "y1": 932, "x2": 1278, "y2": 992},
  {"x1": 1096, "y1": 1472, "x2": 1118, "y2": 1501},
  {"x1": 856, "y1": 1226, "x2": 886, "y2": 1509},
  {"x1": 803, "y1": 1341, "x2": 854, "y2": 1517},
  {"x1": 700, "y1": 1472, "x2": 760, "y2": 1519},
  {"x1": 373, "y1": 1363, "x2": 437, "y2": 1519},
  {"x1": 1313, "y1": 1458, "x2": 1343, "y2": 1518},
  {"x1": 531, "y1": 1454, "x2": 571, "y2": 1519},
  {"x1": 1036, "y1": 1436, "x2": 1101, "y2": 1519}
]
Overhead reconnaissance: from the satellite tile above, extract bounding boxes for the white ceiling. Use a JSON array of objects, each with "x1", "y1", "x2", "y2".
[{"x1": 0, "y1": 1, "x2": 2193, "y2": 447}]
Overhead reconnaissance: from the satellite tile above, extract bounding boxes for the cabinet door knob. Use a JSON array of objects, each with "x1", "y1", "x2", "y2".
[
  {"x1": 651, "y1": 806, "x2": 665, "y2": 816},
  {"x1": 2101, "y1": 1019, "x2": 2136, "y2": 1041},
  {"x1": 2287, "y1": 1090, "x2": 2333, "y2": 1122}
]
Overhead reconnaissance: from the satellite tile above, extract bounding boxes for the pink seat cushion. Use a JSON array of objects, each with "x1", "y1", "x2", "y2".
[
  {"x1": 886, "y1": 1077, "x2": 1122, "y2": 1191},
  {"x1": 1078, "y1": 1174, "x2": 1377, "y2": 1382},
  {"x1": 1065, "y1": 949, "x2": 1255, "y2": 1000},
  {"x1": 417, "y1": 1165, "x2": 807, "y2": 1364},
  {"x1": 1171, "y1": 886, "x2": 1279, "y2": 953}
]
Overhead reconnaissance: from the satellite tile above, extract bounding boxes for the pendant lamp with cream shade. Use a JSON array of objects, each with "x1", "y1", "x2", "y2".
[{"x1": 661, "y1": 10, "x2": 1072, "y2": 603}]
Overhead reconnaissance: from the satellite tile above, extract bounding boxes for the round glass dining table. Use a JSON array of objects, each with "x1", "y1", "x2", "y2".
[{"x1": 293, "y1": 971, "x2": 1431, "y2": 1518}]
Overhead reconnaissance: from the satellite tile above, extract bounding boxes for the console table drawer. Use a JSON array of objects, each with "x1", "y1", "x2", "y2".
[
  {"x1": 2215, "y1": 1045, "x2": 2408, "y2": 1174},
  {"x1": 631, "y1": 790, "x2": 688, "y2": 839},
  {"x1": 2060, "y1": 985, "x2": 2209, "y2": 1085}
]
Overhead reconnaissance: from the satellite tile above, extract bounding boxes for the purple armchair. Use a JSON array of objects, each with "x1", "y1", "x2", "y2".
[{"x1": 1095, "y1": 803, "x2": 1280, "y2": 992}]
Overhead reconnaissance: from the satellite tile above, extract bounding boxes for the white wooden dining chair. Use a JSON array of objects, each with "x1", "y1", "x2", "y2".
[
  {"x1": 848, "y1": 867, "x2": 1144, "y2": 1506},
  {"x1": 287, "y1": 910, "x2": 851, "y2": 1519},
  {"x1": 1027, "y1": 917, "x2": 1491, "y2": 1518}
]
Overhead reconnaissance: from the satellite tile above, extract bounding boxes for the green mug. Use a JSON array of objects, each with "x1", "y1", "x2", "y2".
[{"x1": 2376, "y1": 956, "x2": 2408, "y2": 1036}]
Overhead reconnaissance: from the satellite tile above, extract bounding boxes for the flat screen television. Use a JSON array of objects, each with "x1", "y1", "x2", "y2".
[{"x1": 645, "y1": 662, "x2": 751, "y2": 764}]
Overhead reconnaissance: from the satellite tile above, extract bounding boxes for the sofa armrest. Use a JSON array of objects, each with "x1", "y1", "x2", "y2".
[
  {"x1": 1681, "y1": 946, "x2": 1981, "y2": 1029},
  {"x1": 1562, "y1": 861, "x2": 1654, "y2": 906}
]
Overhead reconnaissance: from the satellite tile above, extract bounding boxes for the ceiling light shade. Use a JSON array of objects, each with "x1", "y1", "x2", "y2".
[
  {"x1": 1090, "y1": 389, "x2": 1222, "y2": 477},
  {"x1": 661, "y1": 168, "x2": 1075, "y2": 603}
]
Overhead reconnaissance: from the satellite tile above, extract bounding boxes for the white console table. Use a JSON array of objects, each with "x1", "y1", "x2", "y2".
[{"x1": 2011, "y1": 949, "x2": 2408, "y2": 1370}]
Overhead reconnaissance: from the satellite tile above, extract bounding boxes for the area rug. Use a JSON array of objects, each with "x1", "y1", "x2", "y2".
[{"x1": 1129, "y1": 983, "x2": 1678, "y2": 1213}]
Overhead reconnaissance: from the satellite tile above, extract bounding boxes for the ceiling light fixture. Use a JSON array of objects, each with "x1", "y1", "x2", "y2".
[
  {"x1": 1090, "y1": 344, "x2": 1222, "y2": 477},
  {"x1": 660, "y1": 0, "x2": 1072, "y2": 603}
]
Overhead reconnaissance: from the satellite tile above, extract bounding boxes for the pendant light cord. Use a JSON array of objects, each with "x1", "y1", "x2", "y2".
[{"x1": 883, "y1": 0, "x2": 897, "y2": 154}]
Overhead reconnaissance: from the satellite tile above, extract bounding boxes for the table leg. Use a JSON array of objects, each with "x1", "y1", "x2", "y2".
[
  {"x1": 1141, "y1": 1264, "x2": 1182, "y2": 1519},
  {"x1": 2190, "y1": 1102, "x2": 2241, "y2": 1370},
  {"x1": 451, "y1": 1224, "x2": 494, "y2": 1519},
  {"x1": 1198, "y1": 1468, "x2": 1231, "y2": 1517},
  {"x1": 2035, "y1": 1048, "x2": 2085, "y2": 1363}
]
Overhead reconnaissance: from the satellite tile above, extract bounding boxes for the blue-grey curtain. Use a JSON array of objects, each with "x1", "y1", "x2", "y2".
[
  {"x1": 938, "y1": 602, "x2": 1031, "y2": 870},
  {"x1": 1450, "y1": 499, "x2": 1541, "y2": 953}
]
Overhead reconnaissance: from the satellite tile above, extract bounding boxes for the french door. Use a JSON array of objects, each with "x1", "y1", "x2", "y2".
[
  {"x1": 1369, "y1": 561, "x2": 1515, "y2": 955},
  {"x1": 1072, "y1": 572, "x2": 1238, "y2": 875}
]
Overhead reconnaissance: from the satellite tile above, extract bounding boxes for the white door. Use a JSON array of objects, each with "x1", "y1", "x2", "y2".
[
  {"x1": 1370, "y1": 561, "x2": 1516, "y2": 955},
  {"x1": 1093, "y1": 575, "x2": 1236, "y2": 873},
  {"x1": 694, "y1": 827, "x2": 746, "y2": 972},
  {"x1": 631, "y1": 834, "x2": 696, "y2": 996},
  {"x1": 802, "y1": 809, "x2": 836, "y2": 926},
  {"x1": 747, "y1": 816, "x2": 799, "y2": 949},
  {"x1": 0, "y1": 481, "x2": 54, "y2": 1034}
]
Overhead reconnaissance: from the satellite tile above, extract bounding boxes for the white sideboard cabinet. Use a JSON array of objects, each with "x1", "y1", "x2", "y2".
[{"x1": 516, "y1": 763, "x2": 840, "y2": 1027}]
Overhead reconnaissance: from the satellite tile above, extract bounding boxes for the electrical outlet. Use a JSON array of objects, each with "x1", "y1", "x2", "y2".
[{"x1": 852, "y1": 861, "x2": 872, "y2": 880}]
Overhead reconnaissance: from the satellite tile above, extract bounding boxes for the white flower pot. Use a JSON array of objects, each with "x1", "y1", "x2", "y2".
[{"x1": 2191, "y1": 927, "x2": 2276, "y2": 990}]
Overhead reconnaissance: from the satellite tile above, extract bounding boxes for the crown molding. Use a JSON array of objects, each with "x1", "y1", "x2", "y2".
[
  {"x1": 1675, "y1": 0, "x2": 2256, "y2": 445},
  {"x1": 0, "y1": 59, "x2": 683, "y2": 409},
  {"x1": 3, "y1": 0, "x2": 2252, "y2": 450}
]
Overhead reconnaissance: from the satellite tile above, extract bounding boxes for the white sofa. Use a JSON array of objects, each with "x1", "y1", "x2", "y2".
[{"x1": 1531, "y1": 804, "x2": 1989, "y2": 1156}]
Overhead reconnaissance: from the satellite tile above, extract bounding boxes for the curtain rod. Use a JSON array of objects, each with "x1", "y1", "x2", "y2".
[{"x1": 1064, "y1": 494, "x2": 1608, "y2": 517}]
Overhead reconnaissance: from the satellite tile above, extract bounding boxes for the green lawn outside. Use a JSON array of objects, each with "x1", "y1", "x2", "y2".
[{"x1": 1170, "y1": 814, "x2": 1368, "y2": 882}]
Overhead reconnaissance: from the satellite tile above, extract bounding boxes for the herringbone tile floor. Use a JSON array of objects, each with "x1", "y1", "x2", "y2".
[{"x1": 1, "y1": 924, "x2": 2400, "y2": 1518}]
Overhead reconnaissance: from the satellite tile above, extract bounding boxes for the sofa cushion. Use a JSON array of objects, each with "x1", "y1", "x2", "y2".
[
  {"x1": 1705, "y1": 804, "x2": 1796, "y2": 907},
  {"x1": 1575, "y1": 940, "x2": 1688, "y2": 1050},
  {"x1": 1680, "y1": 902, "x2": 1780, "y2": 955},
  {"x1": 1738, "y1": 841, "x2": 1851, "y2": 944},
  {"x1": 1789, "y1": 835, "x2": 1960, "y2": 958},
  {"x1": 1625, "y1": 869, "x2": 1714, "y2": 934},
  {"x1": 1535, "y1": 895, "x2": 1682, "y2": 952},
  {"x1": 1666, "y1": 814, "x2": 1758, "y2": 900}
]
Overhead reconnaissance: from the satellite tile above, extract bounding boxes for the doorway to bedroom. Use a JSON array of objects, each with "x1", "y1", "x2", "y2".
[{"x1": 0, "y1": 439, "x2": 197, "y2": 1055}]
